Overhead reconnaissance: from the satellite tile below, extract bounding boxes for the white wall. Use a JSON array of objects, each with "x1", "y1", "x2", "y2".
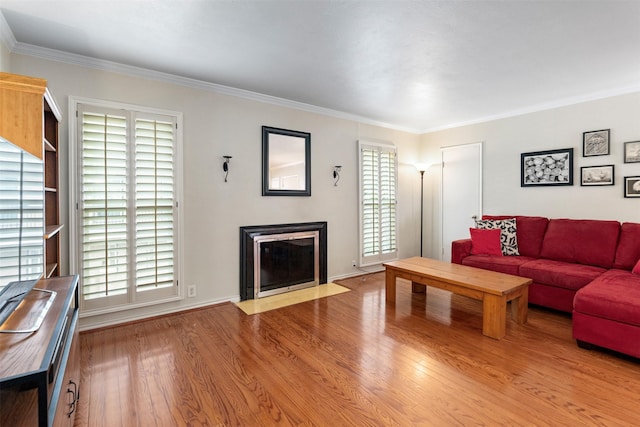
[
  {"x1": 421, "y1": 92, "x2": 640, "y2": 258},
  {"x1": 10, "y1": 54, "x2": 422, "y2": 329}
]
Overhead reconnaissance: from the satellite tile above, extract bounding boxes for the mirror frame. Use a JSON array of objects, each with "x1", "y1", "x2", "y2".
[{"x1": 262, "y1": 126, "x2": 311, "y2": 196}]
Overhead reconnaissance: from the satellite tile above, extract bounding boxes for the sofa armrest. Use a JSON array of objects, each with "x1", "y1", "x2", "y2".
[{"x1": 451, "y1": 239, "x2": 472, "y2": 264}]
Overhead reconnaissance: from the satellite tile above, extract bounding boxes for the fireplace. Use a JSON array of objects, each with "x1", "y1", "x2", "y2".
[{"x1": 240, "y1": 222, "x2": 327, "y2": 300}]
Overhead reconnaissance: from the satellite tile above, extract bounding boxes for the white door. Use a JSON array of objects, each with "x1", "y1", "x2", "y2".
[{"x1": 440, "y1": 143, "x2": 482, "y2": 262}]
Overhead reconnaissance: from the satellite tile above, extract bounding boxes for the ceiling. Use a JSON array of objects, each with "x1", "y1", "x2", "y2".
[{"x1": 2, "y1": 1, "x2": 640, "y2": 133}]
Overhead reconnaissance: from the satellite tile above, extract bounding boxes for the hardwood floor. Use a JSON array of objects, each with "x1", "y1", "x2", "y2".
[{"x1": 76, "y1": 272, "x2": 640, "y2": 426}]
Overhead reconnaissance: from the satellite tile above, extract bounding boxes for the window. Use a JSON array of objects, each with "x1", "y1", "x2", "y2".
[
  {"x1": 70, "y1": 100, "x2": 182, "y2": 313},
  {"x1": 0, "y1": 138, "x2": 44, "y2": 286},
  {"x1": 358, "y1": 140, "x2": 398, "y2": 266}
]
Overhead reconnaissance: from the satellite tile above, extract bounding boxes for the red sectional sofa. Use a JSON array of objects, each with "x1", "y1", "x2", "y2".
[{"x1": 451, "y1": 216, "x2": 640, "y2": 358}]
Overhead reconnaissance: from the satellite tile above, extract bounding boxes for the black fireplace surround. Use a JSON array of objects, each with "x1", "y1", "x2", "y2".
[{"x1": 239, "y1": 222, "x2": 327, "y2": 301}]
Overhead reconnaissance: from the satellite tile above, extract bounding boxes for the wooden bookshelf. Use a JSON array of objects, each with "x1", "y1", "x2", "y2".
[
  {"x1": 43, "y1": 89, "x2": 62, "y2": 278},
  {"x1": 0, "y1": 72, "x2": 63, "y2": 279}
]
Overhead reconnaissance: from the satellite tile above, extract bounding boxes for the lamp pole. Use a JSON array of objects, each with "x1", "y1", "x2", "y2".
[{"x1": 419, "y1": 169, "x2": 425, "y2": 257}]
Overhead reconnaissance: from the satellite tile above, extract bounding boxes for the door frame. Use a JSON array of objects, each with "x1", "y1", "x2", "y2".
[{"x1": 440, "y1": 142, "x2": 483, "y2": 260}]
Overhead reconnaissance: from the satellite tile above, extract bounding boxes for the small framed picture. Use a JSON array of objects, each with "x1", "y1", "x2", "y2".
[
  {"x1": 624, "y1": 176, "x2": 640, "y2": 198},
  {"x1": 624, "y1": 141, "x2": 640, "y2": 163},
  {"x1": 580, "y1": 165, "x2": 614, "y2": 186},
  {"x1": 521, "y1": 148, "x2": 573, "y2": 187},
  {"x1": 583, "y1": 129, "x2": 610, "y2": 157}
]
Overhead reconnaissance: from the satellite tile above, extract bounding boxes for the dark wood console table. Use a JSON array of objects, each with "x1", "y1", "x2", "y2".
[{"x1": 0, "y1": 275, "x2": 80, "y2": 426}]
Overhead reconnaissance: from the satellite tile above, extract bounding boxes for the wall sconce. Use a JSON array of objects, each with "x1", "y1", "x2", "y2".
[
  {"x1": 223, "y1": 156, "x2": 232, "y2": 182},
  {"x1": 333, "y1": 166, "x2": 342, "y2": 186}
]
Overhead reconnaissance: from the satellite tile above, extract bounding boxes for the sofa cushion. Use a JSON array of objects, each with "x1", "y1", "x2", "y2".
[
  {"x1": 475, "y1": 218, "x2": 519, "y2": 255},
  {"x1": 634, "y1": 259, "x2": 640, "y2": 275},
  {"x1": 613, "y1": 222, "x2": 640, "y2": 270},
  {"x1": 462, "y1": 255, "x2": 536, "y2": 276},
  {"x1": 574, "y1": 269, "x2": 640, "y2": 326},
  {"x1": 539, "y1": 219, "x2": 620, "y2": 268},
  {"x1": 469, "y1": 228, "x2": 502, "y2": 256},
  {"x1": 482, "y1": 215, "x2": 548, "y2": 258},
  {"x1": 519, "y1": 259, "x2": 606, "y2": 291}
]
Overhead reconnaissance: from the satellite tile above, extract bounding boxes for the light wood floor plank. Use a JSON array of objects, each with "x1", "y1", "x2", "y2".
[{"x1": 76, "y1": 273, "x2": 640, "y2": 426}]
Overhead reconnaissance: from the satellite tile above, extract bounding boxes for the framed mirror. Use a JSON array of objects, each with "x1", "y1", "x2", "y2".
[{"x1": 262, "y1": 126, "x2": 311, "y2": 196}]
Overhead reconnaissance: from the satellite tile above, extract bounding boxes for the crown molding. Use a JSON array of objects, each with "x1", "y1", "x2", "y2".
[
  {"x1": 420, "y1": 84, "x2": 640, "y2": 134},
  {"x1": 8, "y1": 31, "x2": 639, "y2": 136},
  {"x1": 10, "y1": 41, "x2": 421, "y2": 134},
  {"x1": 0, "y1": 11, "x2": 16, "y2": 52}
]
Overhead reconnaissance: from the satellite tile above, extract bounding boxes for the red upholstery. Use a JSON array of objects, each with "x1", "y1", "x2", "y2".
[
  {"x1": 469, "y1": 228, "x2": 502, "y2": 255},
  {"x1": 612, "y1": 222, "x2": 640, "y2": 270},
  {"x1": 539, "y1": 219, "x2": 620, "y2": 268},
  {"x1": 482, "y1": 215, "x2": 548, "y2": 257},
  {"x1": 462, "y1": 254, "x2": 535, "y2": 276},
  {"x1": 573, "y1": 269, "x2": 640, "y2": 325},
  {"x1": 519, "y1": 259, "x2": 606, "y2": 291},
  {"x1": 451, "y1": 238, "x2": 471, "y2": 265},
  {"x1": 573, "y1": 312, "x2": 640, "y2": 358},
  {"x1": 452, "y1": 215, "x2": 640, "y2": 358},
  {"x1": 529, "y1": 283, "x2": 576, "y2": 313}
]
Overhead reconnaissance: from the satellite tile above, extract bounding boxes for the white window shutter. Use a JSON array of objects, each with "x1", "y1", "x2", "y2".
[
  {"x1": 76, "y1": 103, "x2": 179, "y2": 312},
  {"x1": 358, "y1": 141, "x2": 398, "y2": 266},
  {"x1": 134, "y1": 117, "x2": 175, "y2": 293}
]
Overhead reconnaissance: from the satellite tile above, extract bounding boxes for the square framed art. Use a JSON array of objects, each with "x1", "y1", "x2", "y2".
[
  {"x1": 583, "y1": 129, "x2": 610, "y2": 157},
  {"x1": 624, "y1": 141, "x2": 640, "y2": 163}
]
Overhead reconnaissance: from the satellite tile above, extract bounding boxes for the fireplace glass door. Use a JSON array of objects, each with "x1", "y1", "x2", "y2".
[{"x1": 254, "y1": 231, "x2": 319, "y2": 298}]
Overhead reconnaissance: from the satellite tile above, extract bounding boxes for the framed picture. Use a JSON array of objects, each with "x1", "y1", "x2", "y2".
[
  {"x1": 580, "y1": 165, "x2": 614, "y2": 186},
  {"x1": 521, "y1": 148, "x2": 573, "y2": 187},
  {"x1": 583, "y1": 129, "x2": 610, "y2": 157},
  {"x1": 624, "y1": 141, "x2": 640, "y2": 163},
  {"x1": 624, "y1": 176, "x2": 640, "y2": 198}
]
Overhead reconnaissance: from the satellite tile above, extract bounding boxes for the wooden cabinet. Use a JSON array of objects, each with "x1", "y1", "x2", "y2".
[
  {"x1": 0, "y1": 72, "x2": 63, "y2": 278},
  {"x1": 0, "y1": 276, "x2": 80, "y2": 427},
  {"x1": 0, "y1": 72, "x2": 46, "y2": 160}
]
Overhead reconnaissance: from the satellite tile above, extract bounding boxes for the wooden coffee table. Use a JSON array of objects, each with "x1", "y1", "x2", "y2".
[{"x1": 384, "y1": 257, "x2": 532, "y2": 339}]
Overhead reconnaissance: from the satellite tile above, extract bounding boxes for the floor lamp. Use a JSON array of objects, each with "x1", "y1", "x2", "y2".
[{"x1": 416, "y1": 164, "x2": 429, "y2": 257}]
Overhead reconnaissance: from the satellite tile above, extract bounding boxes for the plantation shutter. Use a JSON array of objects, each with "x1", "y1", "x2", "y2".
[
  {"x1": 358, "y1": 141, "x2": 398, "y2": 266},
  {"x1": 77, "y1": 104, "x2": 178, "y2": 311},
  {"x1": 0, "y1": 139, "x2": 44, "y2": 286},
  {"x1": 134, "y1": 118, "x2": 175, "y2": 292},
  {"x1": 80, "y1": 110, "x2": 129, "y2": 304}
]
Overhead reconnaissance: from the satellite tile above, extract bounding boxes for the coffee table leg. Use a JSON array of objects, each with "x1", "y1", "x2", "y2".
[
  {"x1": 510, "y1": 286, "x2": 529, "y2": 325},
  {"x1": 385, "y1": 268, "x2": 396, "y2": 303},
  {"x1": 411, "y1": 282, "x2": 426, "y2": 293},
  {"x1": 482, "y1": 294, "x2": 507, "y2": 339}
]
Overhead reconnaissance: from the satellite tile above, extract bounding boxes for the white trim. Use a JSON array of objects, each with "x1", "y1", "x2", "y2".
[
  {"x1": 421, "y1": 86, "x2": 640, "y2": 134},
  {"x1": 440, "y1": 142, "x2": 483, "y2": 261},
  {"x1": 78, "y1": 269, "x2": 387, "y2": 331},
  {"x1": 12, "y1": 41, "x2": 419, "y2": 134},
  {"x1": 0, "y1": 12, "x2": 16, "y2": 52},
  {"x1": 8, "y1": 21, "x2": 639, "y2": 136},
  {"x1": 78, "y1": 296, "x2": 237, "y2": 332},
  {"x1": 357, "y1": 139, "x2": 399, "y2": 267},
  {"x1": 69, "y1": 96, "x2": 184, "y2": 313}
]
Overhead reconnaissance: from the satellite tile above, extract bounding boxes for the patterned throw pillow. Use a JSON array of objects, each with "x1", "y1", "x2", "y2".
[{"x1": 474, "y1": 218, "x2": 520, "y2": 256}]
